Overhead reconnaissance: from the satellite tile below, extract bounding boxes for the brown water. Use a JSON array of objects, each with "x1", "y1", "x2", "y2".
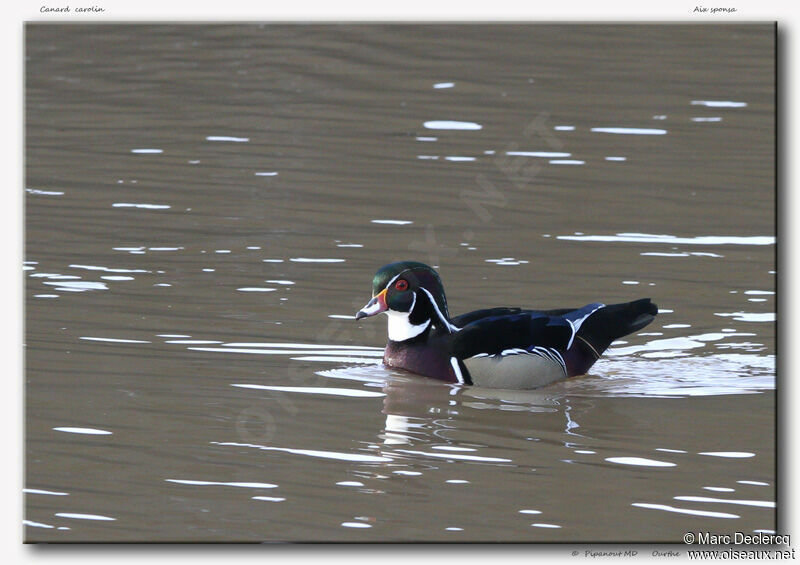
[{"x1": 24, "y1": 24, "x2": 776, "y2": 542}]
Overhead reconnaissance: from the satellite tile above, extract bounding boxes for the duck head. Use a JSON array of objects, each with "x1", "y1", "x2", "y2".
[{"x1": 355, "y1": 261, "x2": 459, "y2": 342}]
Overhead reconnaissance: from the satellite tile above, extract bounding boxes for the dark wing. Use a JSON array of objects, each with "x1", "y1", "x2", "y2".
[
  {"x1": 451, "y1": 312, "x2": 570, "y2": 360},
  {"x1": 451, "y1": 306, "x2": 591, "y2": 327},
  {"x1": 449, "y1": 300, "x2": 657, "y2": 367},
  {"x1": 451, "y1": 303, "x2": 606, "y2": 360},
  {"x1": 450, "y1": 307, "x2": 523, "y2": 327}
]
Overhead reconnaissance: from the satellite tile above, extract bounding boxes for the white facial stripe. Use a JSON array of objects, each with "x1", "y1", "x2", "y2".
[{"x1": 419, "y1": 287, "x2": 460, "y2": 333}]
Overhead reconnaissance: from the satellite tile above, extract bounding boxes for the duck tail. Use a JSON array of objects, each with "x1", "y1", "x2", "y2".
[{"x1": 577, "y1": 298, "x2": 658, "y2": 357}]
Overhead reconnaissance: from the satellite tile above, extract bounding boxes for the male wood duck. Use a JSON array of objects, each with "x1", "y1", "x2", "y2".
[{"x1": 355, "y1": 261, "x2": 658, "y2": 389}]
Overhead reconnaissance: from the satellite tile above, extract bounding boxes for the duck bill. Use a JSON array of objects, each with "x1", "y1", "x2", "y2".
[{"x1": 355, "y1": 288, "x2": 388, "y2": 320}]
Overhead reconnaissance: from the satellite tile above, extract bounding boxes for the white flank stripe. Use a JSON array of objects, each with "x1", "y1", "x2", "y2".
[{"x1": 450, "y1": 357, "x2": 465, "y2": 384}]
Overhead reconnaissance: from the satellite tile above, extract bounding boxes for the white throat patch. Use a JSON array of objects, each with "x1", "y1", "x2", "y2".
[{"x1": 386, "y1": 311, "x2": 431, "y2": 342}]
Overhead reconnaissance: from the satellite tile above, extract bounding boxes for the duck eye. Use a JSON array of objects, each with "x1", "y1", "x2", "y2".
[{"x1": 394, "y1": 279, "x2": 409, "y2": 291}]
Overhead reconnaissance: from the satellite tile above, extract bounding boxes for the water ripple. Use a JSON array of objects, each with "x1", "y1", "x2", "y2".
[{"x1": 212, "y1": 441, "x2": 392, "y2": 463}]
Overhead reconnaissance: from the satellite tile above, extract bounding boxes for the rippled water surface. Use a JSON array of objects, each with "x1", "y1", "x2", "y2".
[{"x1": 25, "y1": 24, "x2": 775, "y2": 542}]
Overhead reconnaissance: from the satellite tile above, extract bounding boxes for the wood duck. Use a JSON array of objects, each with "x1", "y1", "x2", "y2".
[{"x1": 355, "y1": 261, "x2": 658, "y2": 389}]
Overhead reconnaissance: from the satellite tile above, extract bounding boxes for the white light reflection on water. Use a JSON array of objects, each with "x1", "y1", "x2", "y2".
[
  {"x1": 486, "y1": 258, "x2": 529, "y2": 266},
  {"x1": 26, "y1": 188, "x2": 65, "y2": 196},
  {"x1": 24, "y1": 520, "x2": 56, "y2": 529},
  {"x1": 24, "y1": 489, "x2": 70, "y2": 496},
  {"x1": 211, "y1": 441, "x2": 392, "y2": 463},
  {"x1": 605, "y1": 457, "x2": 676, "y2": 467},
  {"x1": 55, "y1": 513, "x2": 116, "y2": 521},
  {"x1": 188, "y1": 345, "x2": 383, "y2": 365},
  {"x1": 69, "y1": 264, "x2": 149, "y2": 273},
  {"x1": 222, "y1": 342, "x2": 382, "y2": 351},
  {"x1": 423, "y1": 120, "x2": 482, "y2": 130},
  {"x1": 43, "y1": 281, "x2": 108, "y2": 292},
  {"x1": 112, "y1": 203, "x2": 171, "y2": 210},
  {"x1": 714, "y1": 312, "x2": 775, "y2": 323},
  {"x1": 371, "y1": 219, "x2": 413, "y2": 225},
  {"x1": 674, "y1": 496, "x2": 773, "y2": 508},
  {"x1": 691, "y1": 100, "x2": 748, "y2": 108},
  {"x1": 290, "y1": 355, "x2": 382, "y2": 364},
  {"x1": 80, "y1": 337, "x2": 150, "y2": 344},
  {"x1": 163, "y1": 340, "x2": 221, "y2": 345},
  {"x1": 30, "y1": 273, "x2": 80, "y2": 280},
  {"x1": 205, "y1": 135, "x2": 249, "y2": 142},
  {"x1": 53, "y1": 427, "x2": 113, "y2": 435},
  {"x1": 590, "y1": 127, "x2": 667, "y2": 135},
  {"x1": 231, "y1": 384, "x2": 384, "y2": 398},
  {"x1": 165, "y1": 479, "x2": 277, "y2": 489},
  {"x1": 390, "y1": 449, "x2": 511, "y2": 463},
  {"x1": 557, "y1": 233, "x2": 775, "y2": 246},
  {"x1": 506, "y1": 151, "x2": 571, "y2": 158},
  {"x1": 632, "y1": 503, "x2": 739, "y2": 519},
  {"x1": 640, "y1": 251, "x2": 723, "y2": 258}
]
